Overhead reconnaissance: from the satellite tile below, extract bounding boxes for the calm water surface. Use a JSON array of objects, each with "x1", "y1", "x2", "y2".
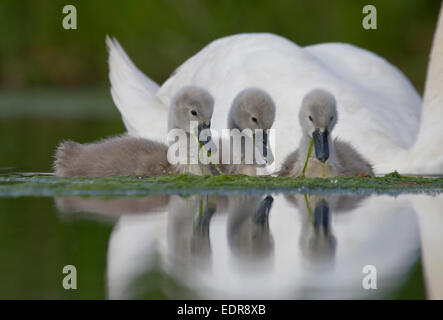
[{"x1": 1, "y1": 191, "x2": 440, "y2": 299}]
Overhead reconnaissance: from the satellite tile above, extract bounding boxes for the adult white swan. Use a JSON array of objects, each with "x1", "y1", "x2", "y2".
[{"x1": 107, "y1": 2, "x2": 443, "y2": 175}]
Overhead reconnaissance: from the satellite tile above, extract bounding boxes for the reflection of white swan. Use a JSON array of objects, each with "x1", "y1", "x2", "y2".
[
  {"x1": 107, "y1": 3, "x2": 443, "y2": 174},
  {"x1": 56, "y1": 193, "x2": 422, "y2": 299},
  {"x1": 107, "y1": 213, "x2": 164, "y2": 300},
  {"x1": 411, "y1": 195, "x2": 443, "y2": 299},
  {"x1": 56, "y1": 196, "x2": 169, "y2": 300}
]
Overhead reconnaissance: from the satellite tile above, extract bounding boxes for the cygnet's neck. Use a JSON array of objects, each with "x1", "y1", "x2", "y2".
[
  {"x1": 226, "y1": 112, "x2": 251, "y2": 161},
  {"x1": 227, "y1": 107, "x2": 240, "y2": 131}
]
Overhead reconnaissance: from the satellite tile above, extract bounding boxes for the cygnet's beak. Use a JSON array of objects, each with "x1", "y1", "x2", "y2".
[
  {"x1": 255, "y1": 130, "x2": 274, "y2": 165},
  {"x1": 312, "y1": 129, "x2": 329, "y2": 163},
  {"x1": 198, "y1": 122, "x2": 217, "y2": 153}
]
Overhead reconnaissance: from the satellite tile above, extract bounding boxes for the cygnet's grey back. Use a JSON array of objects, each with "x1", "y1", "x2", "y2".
[
  {"x1": 228, "y1": 87, "x2": 276, "y2": 130},
  {"x1": 168, "y1": 85, "x2": 214, "y2": 131},
  {"x1": 54, "y1": 136, "x2": 176, "y2": 177}
]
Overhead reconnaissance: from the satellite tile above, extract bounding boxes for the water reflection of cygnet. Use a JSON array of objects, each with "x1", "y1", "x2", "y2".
[
  {"x1": 55, "y1": 195, "x2": 169, "y2": 221},
  {"x1": 167, "y1": 195, "x2": 217, "y2": 273},
  {"x1": 284, "y1": 194, "x2": 366, "y2": 268},
  {"x1": 227, "y1": 195, "x2": 274, "y2": 271}
]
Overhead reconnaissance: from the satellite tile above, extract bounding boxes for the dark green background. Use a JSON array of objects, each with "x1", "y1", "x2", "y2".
[
  {"x1": 0, "y1": 0, "x2": 440, "y2": 92},
  {"x1": 1, "y1": 0, "x2": 441, "y2": 171}
]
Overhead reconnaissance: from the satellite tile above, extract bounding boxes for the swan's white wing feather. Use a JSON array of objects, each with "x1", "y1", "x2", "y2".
[
  {"x1": 406, "y1": 7, "x2": 443, "y2": 174},
  {"x1": 107, "y1": 36, "x2": 168, "y2": 142},
  {"x1": 158, "y1": 33, "x2": 421, "y2": 173},
  {"x1": 305, "y1": 42, "x2": 421, "y2": 147}
]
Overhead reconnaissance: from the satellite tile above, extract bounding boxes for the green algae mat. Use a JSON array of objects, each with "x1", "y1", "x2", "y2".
[{"x1": 1, "y1": 172, "x2": 443, "y2": 197}]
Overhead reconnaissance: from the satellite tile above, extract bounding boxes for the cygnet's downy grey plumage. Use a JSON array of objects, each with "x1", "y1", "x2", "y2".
[
  {"x1": 279, "y1": 89, "x2": 373, "y2": 177},
  {"x1": 212, "y1": 87, "x2": 276, "y2": 176},
  {"x1": 54, "y1": 136, "x2": 174, "y2": 177},
  {"x1": 54, "y1": 86, "x2": 214, "y2": 177},
  {"x1": 168, "y1": 86, "x2": 215, "y2": 175}
]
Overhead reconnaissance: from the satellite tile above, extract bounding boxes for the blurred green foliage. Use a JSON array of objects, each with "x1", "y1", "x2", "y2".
[{"x1": 0, "y1": 0, "x2": 441, "y2": 93}]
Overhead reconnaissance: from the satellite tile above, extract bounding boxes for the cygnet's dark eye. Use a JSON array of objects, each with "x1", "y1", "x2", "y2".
[
  {"x1": 191, "y1": 110, "x2": 197, "y2": 116},
  {"x1": 252, "y1": 117, "x2": 258, "y2": 123},
  {"x1": 309, "y1": 115, "x2": 313, "y2": 122},
  {"x1": 330, "y1": 116, "x2": 334, "y2": 121}
]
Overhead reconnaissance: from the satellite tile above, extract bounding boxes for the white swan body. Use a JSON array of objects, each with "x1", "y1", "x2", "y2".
[
  {"x1": 107, "y1": 4, "x2": 443, "y2": 174},
  {"x1": 404, "y1": 4, "x2": 443, "y2": 173}
]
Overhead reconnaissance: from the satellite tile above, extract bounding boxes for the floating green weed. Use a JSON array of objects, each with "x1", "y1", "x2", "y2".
[{"x1": 1, "y1": 172, "x2": 443, "y2": 197}]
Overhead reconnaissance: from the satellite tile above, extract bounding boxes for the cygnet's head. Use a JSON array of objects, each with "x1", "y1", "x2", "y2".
[
  {"x1": 229, "y1": 88, "x2": 276, "y2": 164},
  {"x1": 170, "y1": 86, "x2": 214, "y2": 145},
  {"x1": 299, "y1": 89, "x2": 338, "y2": 162},
  {"x1": 230, "y1": 88, "x2": 276, "y2": 131}
]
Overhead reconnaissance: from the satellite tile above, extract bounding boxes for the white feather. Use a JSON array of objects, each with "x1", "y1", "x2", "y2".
[
  {"x1": 406, "y1": 4, "x2": 443, "y2": 174},
  {"x1": 106, "y1": 35, "x2": 167, "y2": 142}
]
